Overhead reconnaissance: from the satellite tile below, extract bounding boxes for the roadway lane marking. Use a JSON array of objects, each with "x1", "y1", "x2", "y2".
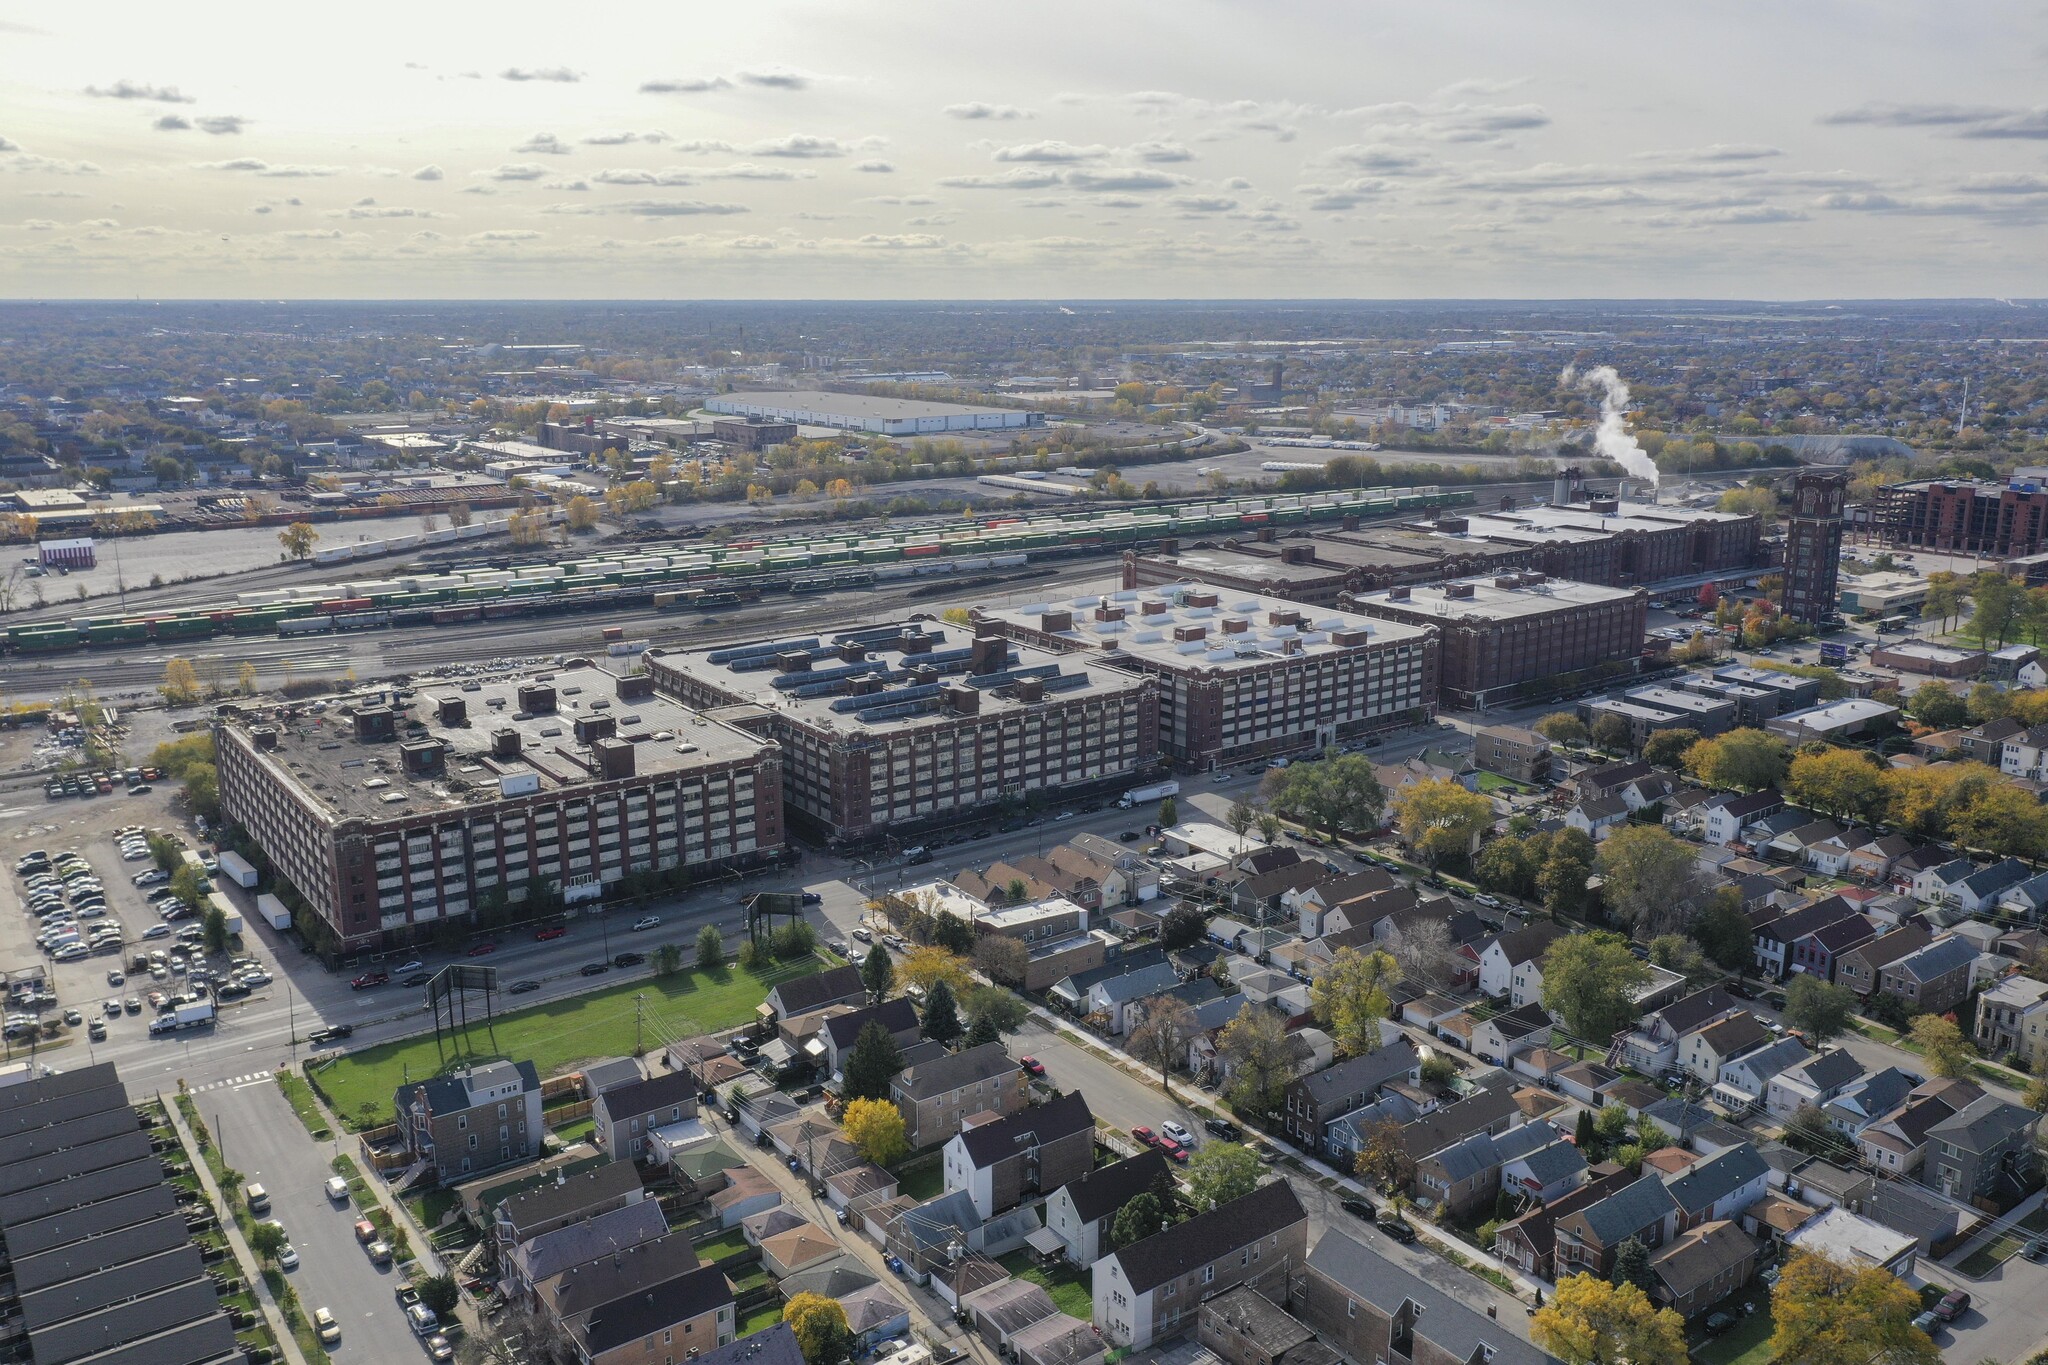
[{"x1": 188, "y1": 1069, "x2": 272, "y2": 1094}]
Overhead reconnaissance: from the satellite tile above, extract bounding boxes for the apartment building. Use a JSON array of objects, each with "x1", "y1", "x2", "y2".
[
  {"x1": 215, "y1": 667, "x2": 783, "y2": 954},
  {"x1": 890, "y1": 1042, "x2": 1026, "y2": 1149},
  {"x1": 1295, "y1": 1229, "x2": 1557, "y2": 1365},
  {"x1": 591, "y1": 1071, "x2": 700, "y2": 1164},
  {"x1": 976, "y1": 583, "x2": 1437, "y2": 767},
  {"x1": 393, "y1": 1059, "x2": 544, "y2": 1182},
  {"x1": 1474, "y1": 724, "x2": 1554, "y2": 783},
  {"x1": 942, "y1": 1092, "x2": 1095, "y2": 1218},
  {"x1": 1092, "y1": 1181, "x2": 1309, "y2": 1349},
  {"x1": 649, "y1": 623, "x2": 1158, "y2": 842}
]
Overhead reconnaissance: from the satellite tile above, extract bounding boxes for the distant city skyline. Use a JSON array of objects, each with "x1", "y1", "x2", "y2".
[{"x1": 4, "y1": 1, "x2": 2048, "y2": 298}]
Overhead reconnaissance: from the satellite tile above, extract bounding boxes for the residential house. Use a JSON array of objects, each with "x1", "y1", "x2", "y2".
[
  {"x1": 1765, "y1": 1050, "x2": 1866, "y2": 1123},
  {"x1": 1474, "y1": 1002, "x2": 1554, "y2": 1067},
  {"x1": 1476, "y1": 725, "x2": 1554, "y2": 783},
  {"x1": 1947, "y1": 859, "x2": 2036, "y2": 916},
  {"x1": 1613, "y1": 988, "x2": 1745, "y2": 1076},
  {"x1": 1323, "y1": 1095, "x2": 1422, "y2": 1170},
  {"x1": 764, "y1": 965, "x2": 867, "y2": 1022},
  {"x1": 1771, "y1": 819, "x2": 1843, "y2": 865},
  {"x1": 1976, "y1": 975, "x2": 2048, "y2": 1066},
  {"x1": 1196, "y1": 1284, "x2": 1326, "y2": 1365},
  {"x1": 942, "y1": 1093, "x2": 1096, "y2": 1219},
  {"x1": 1784, "y1": 1205, "x2": 1920, "y2": 1278},
  {"x1": 1714, "y1": 1038, "x2": 1811, "y2": 1114},
  {"x1": 1753, "y1": 897, "x2": 1859, "y2": 981},
  {"x1": 1823, "y1": 1068, "x2": 1917, "y2": 1137},
  {"x1": 891, "y1": 1042, "x2": 1026, "y2": 1150},
  {"x1": 1282, "y1": 1039, "x2": 1422, "y2": 1156},
  {"x1": 503, "y1": 1200, "x2": 671, "y2": 1308},
  {"x1": 1703, "y1": 790, "x2": 1785, "y2": 846},
  {"x1": 1291, "y1": 869, "x2": 1398, "y2": 938},
  {"x1": 820, "y1": 999, "x2": 921, "y2": 1078},
  {"x1": 1887, "y1": 845, "x2": 1953, "y2": 895},
  {"x1": 537, "y1": 1230, "x2": 703, "y2": 1326},
  {"x1": 1789, "y1": 913, "x2": 1877, "y2": 983},
  {"x1": 1803, "y1": 825, "x2": 1871, "y2": 878},
  {"x1": 1912, "y1": 857, "x2": 1981, "y2": 906},
  {"x1": 1413, "y1": 1121, "x2": 1568, "y2": 1222},
  {"x1": 1554, "y1": 1175, "x2": 1680, "y2": 1278},
  {"x1": 1071, "y1": 832, "x2": 1162, "y2": 904},
  {"x1": 1999, "y1": 871, "x2": 2048, "y2": 923},
  {"x1": 2000, "y1": 724, "x2": 2048, "y2": 780},
  {"x1": 1493, "y1": 1164, "x2": 1635, "y2": 1281},
  {"x1": 1960, "y1": 716, "x2": 2025, "y2": 766},
  {"x1": 1049, "y1": 843, "x2": 1131, "y2": 908},
  {"x1": 393, "y1": 1059, "x2": 544, "y2": 1183},
  {"x1": 495, "y1": 1161, "x2": 649, "y2": 1257},
  {"x1": 1925, "y1": 1097, "x2": 2038, "y2": 1203},
  {"x1": 1680, "y1": 1012, "x2": 1773, "y2": 1087},
  {"x1": 1649, "y1": 1221, "x2": 1759, "y2": 1321},
  {"x1": 1232, "y1": 862, "x2": 1338, "y2": 924},
  {"x1": 1847, "y1": 833, "x2": 1916, "y2": 885},
  {"x1": 1046, "y1": 1151, "x2": 1169, "y2": 1267},
  {"x1": 592, "y1": 1071, "x2": 700, "y2": 1164},
  {"x1": 1091, "y1": 1180, "x2": 1309, "y2": 1350},
  {"x1": 1876, "y1": 936, "x2": 1978, "y2": 1016},
  {"x1": 1662, "y1": 1144, "x2": 1770, "y2": 1232},
  {"x1": 1574, "y1": 761, "x2": 1653, "y2": 801},
  {"x1": 1504, "y1": 1134, "x2": 1590, "y2": 1210},
  {"x1": 1856, "y1": 1078, "x2": 1982, "y2": 1178},
  {"x1": 1065, "y1": 959, "x2": 1182, "y2": 1033},
  {"x1": 1296, "y1": 1230, "x2": 1561, "y2": 1365},
  {"x1": 568, "y1": 1263, "x2": 736, "y2": 1365},
  {"x1": 758, "y1": 1223, "x2": 842, "y2": 1278},
  {"x1": 1478, "y1": 922, "x2": 1569, "y2": 1002},
  {"x1": 1834, "y1": 923, "x2": 1932, "y2": 997},
  {"x1": 1396, "y1": 1087, "x2": 1524, "y2": 1167},
  {"x1": 1564, "y1": 795, "x2": 1630, "y2": 840}
]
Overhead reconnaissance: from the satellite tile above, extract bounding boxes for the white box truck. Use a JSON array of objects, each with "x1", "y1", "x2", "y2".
[
  {"x1": 149, "y1": 999, "x2": 215, "y2": 1034},
  {"x1": 1118, "y1": 780, "x2": 1180, "y2": 809},
  {"x1": 256, "y1": 894, "x2": 291, "y2": 932},
  {"x1": 216, "y1": 851, "x2": 258, "y2": 890}
]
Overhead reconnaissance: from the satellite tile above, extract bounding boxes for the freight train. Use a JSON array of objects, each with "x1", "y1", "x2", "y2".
[{"x1": 2, "y1": 487, "x2": 1464, "y2": 654}]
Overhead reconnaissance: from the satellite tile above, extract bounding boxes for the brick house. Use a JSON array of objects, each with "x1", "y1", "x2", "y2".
[{"x1": 891, "y1": 1042, "x2": 1025, "y2": 1150}]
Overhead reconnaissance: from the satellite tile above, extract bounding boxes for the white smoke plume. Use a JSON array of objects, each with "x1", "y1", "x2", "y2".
[{"x1": 1560, "y1": 363, "x2": 1660, "y2": 486}]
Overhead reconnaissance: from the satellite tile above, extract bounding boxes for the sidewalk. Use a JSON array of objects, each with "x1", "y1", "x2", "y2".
[
  {"x1": 161, "y1": 1088, "x2": 312, "y2": 1365},
  {"x1": 1942, "y1": 1185, "x2": 2048, "y2": 1278},
  {"x1": 285, "y1": 1063, "x2": 447, "y2": 1280}
]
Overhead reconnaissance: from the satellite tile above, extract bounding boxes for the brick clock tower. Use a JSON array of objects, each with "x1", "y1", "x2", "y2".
[{"x1": 1783, "y1": 469, "x2": 1847, "y2": 624}]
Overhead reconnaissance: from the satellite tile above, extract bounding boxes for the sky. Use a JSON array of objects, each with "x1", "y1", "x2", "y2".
[{"x1": 4, "y1": 1, "x2": 2048, "y2": 300}]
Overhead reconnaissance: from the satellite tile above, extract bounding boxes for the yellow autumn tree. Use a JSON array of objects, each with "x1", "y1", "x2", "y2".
[
  {"x1": 841, "y1": 1097, "x2": 908, "y2": 1166},
  {"x1": 1531, "y1": 1274, "x2": 1687, "y2": 1365},
  {"x1": 1768, "y1": 1251, "x2": 1938, "y2": 1365}
]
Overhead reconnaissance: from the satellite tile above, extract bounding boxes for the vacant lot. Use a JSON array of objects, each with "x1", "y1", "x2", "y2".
[{"x1": 313, "y1": 955, "x2": 823, "y2": 1127}]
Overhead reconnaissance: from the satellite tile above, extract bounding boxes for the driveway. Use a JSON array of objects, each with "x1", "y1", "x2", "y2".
[{"x1": 210, "y1": 1079, "x2": 432, "y2": 1365}]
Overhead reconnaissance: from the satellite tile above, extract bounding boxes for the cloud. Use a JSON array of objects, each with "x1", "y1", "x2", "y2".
[
  {"x1": 687, "y1": 162, "x2": 815, "y2": 180},
  {"x1": 1298, "y1": 179, "x2": 1390, "y2": 211},
  {"x1": 862, "y1": 194, "x2": 937, "y2": 206},
  {"x1": 198, "y1": 159, "x2": 342, "y2": 177},
  {"x1": 1129, "y1": 140, "x2": 1193, "y2": 163},
  {"x1": 19, "y1": 218, "x2": 57, "y2": 231},
  {"x1": 543, "y1": 179, "x2": 589, "y2": 191},
  {"x1": 946, "y1": 102, "x2": 1033, "y2": 120},
  {"x1": 542, "y1": 198, "x2": 748, "y2": 216},
  {"x1": 514, "y1": 133, "x2": 572, "y2": 155},
  {"x1": 640, "y1": 75, "x2": 732, "y2": 94},
  {"x1": 858, "y1": 233, "x2": 945, "y2": 249},
  {"x1": 1640, "y1": 143, "x2": 1782, "y2": 162},
  {"x1": 1811, "y1": 191, "x2": 2019, "y2": 216},
  {"x1": 581, "y1": 131, "x2": 669, "y2": 145},
  {"x1": 79, "y1": 218, "x2": 117, "y2": 227},
  {"x1": 1818, "y1": 101, "x2": 2009, "y2": 127},
  {"x1": 939, "y1": 168, "x2": 1065, "y2": 190},
  {"x1": 592, "y1": 167, "x2": 693, "y2": 186},
  {"x1": 855, "y1": 160, "x2": 895, "y2": 173},
  {"x1": 1959, "y1": 172, "x2": 2048, "y2": 194},
  {"x1": 7, "y1": 156, "x2": 100, "y2": 175},
  {"x1": 153, "y1": 115, "x2": 191, "y2": 131},
  {"x1": 1958, "y1": 110, "x2": 2048, "y2": 140},
  {"x1": 994, "y1": 141, "x2": 1109, "y2": 163},
  {"x1": 1432, "y1": 77, "x2": 1530, "y2": 98},
  {"x1": 85, "y1": 79, "x2": 194, "y2": 103},
  {"x1": 745, "y1": 134, "x2": 849, "y2": 158},
  {"x1": 737, "y1": 66, "x2": 814, "y2": 90},
  {"x1": 1337, "y1": 100, "x2": 1551, "y2": 142},
  {"x1": 1063, "y1": 167, "x2": 1190, "y2": 192},
  {"x1": 340, "y1": 205, "x2": 446, "y2": 219},
  {"x1": 1169, "y1": 195, "x2": 1237, "y2": 213},
  {"x1": 1325, "y1": 144, "x2": 1434, "y2": 175},
  {"x1": 412, "y1": 164, "x2": 444, "y2": 181},
  {"x1": 500, "y1": 67, "x2": 578, "y2": 83},
  {"x1": 0, "y1": 136, "x2": 14, "y2": 152},
  {"x1": 726, "y1": 235, "x2": 778, "y2": 249},
  {"x1": 468, "y1": 228, "x2": 544, "y2": 239},
  {"x1": 670, "y1": 139, "x2": 736, "y2": 154},
  {"x1": 283, "y1": 228, "x2": 344, "y2": 239},
  {"x1": 1222, "y1": 177, "x2": 1252, "y2": 191},
  {"x1": 482, "y1": 163, "x2": 549, "y2": 181}
]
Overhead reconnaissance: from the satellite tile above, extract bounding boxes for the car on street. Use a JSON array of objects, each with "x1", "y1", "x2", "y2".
[
  {"x1": 278, "y1": 1244, "x2": 299, "y2": 1270},
  {"x1": 1204, "y1": 1118, "x2": 1242, "y2": 1140},
  {"x1": 405, "y1": 1304, "x2": 439, "y2": 1337},
  {"x1": 1019, "y1": 1056, "x2": 1045, "y2": 1077},
  {"x1": 1131, "y1": 1126, "x2": 1159, "y2": 1149},
  {"x1": 1162, "y1": 1121, "x2": 1192, "y2": 1146},
  {"x1": 1936, "y1": 1290, "x2": 1971, "y2": 1322},
  {"x1": 466, "y1": 941, "x2": 498, "y2": 956},
  {"x1": 393, "y1": 960, "x2": 423, "y2": 974},
  {"x1": 1913, "y1": 1312, "x2": 1940, "y2": 1335},
  {"x1": 535, "y1": 926, "x2": 566, "y2": 941},
  {"x1": 509, "y1": 979, "x2": 540, "y2": 994},
  {"x1": 104, "y1": 998, "x2": 122, "y2": 1016},
  {"x1": 351, "y1": 972, "x2": 389, "y2": 990},
  {"x1": 1157, "y1": 1137, "x2": 1189, "y2": 1163},
  {"x1": 401, "y1": 973, "x2": 432, "y2": 988},
  {"x1": 580, "y1": 962, "x2": 610, "y2": 976},
  {"x1": 368, "y1": 1239, "x2": 393, "y2": 1265},
  {"x1": 802, "y1": 891, "x2": 823, "y2": 905},
  {"x1": 325, "y1": 1176, "x2": 349, "y2": 1201},
  {"x1": 314, "y1": 1309, "x2": 341, "y2": 1345},
  {"x1": 632, "y1": 916, "x2": 661, "y2": 931},
  {"x1": 88, "y1": 1019, "x2": 107, "y2": 1041},
  {"x1": 852, "y1": 928, "x2": 872, "y2": 943},
  {"x1": 1340, "y1": 1198, "x2": 1377, "y2": 1223},
  {"x1": 426, "y1": 1335, "x2": 455, "y2": 1362},
  {"x1": 612, "y1": 952, "x2": 645, "y2": 968},
  {"x1": 1376, "y1": 1216, "x2": 1418, "y2": 1243},
  {"x1": 307, "y1": 1025, "x2": 353, "y2": 1044}
]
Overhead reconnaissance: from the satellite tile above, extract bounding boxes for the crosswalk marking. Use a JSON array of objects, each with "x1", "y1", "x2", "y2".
[{"x1": 189, "y1": 1070, "x2": 272, "y2": 1095}]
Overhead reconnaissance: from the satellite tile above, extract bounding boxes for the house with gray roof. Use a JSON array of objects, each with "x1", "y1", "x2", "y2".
[
  {"x1": 1663, "y1": 1143, "x2": 1769, "y2": 1231},
  {"x1": 393, "y1": 1058, "x2": 544, "y2": 1183},
  {"x1": 1045, "y1": 1151, "x2": 1170, "y2": 1267},
  {"x1": 1091, "y1": 1181, "x2": 1307, "y2": 1349},
  {"x1": 943, "y1": 1092, "x2": 1095, "y2": 1219},
  {"x1": 1823, "y1": 1067, "x2": 1916, "y2": 1136},
  {"x1": 1281, "y1": 1038, "x2": 1421, "y2": 1156},
  {"x1": 1554, "y1": 1175, "x2": 1680, "y2": 1277},
  {"x1": 1714, "y1": 1037, "x2": 1811, "y2": 1113},
  {"x1": 1297, "y1": 1229, "x2": 1562, "y2": 1365},
  {"x1": 1766, "y1": 1049, "x2": 1865, "y2": 1122},
  {"x1": 1877, "y1": 935, "x2": 1979, "y2": 1016},
  {"x1": 505, "y1": 1199, "x2": 671, "y2": 1307},
  {"x1": 1414, "y1": 1120, "x2": 1564, "y2": 1222},
  {"x1": 1505, "y1": 1134, "x2": 1590, "y2": 1209},
  {"x1": 890, "y1": 1041, "x2": 1026, "y2": 1149},
  {"x1": 1925, "y1": 1096, "x2": 2038, "y2": 1203}
]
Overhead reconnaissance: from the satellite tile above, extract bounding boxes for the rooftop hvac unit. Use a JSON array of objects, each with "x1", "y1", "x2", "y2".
[{"x1": 1176, "y1": 641, "x2": 1206, "y2": 654}]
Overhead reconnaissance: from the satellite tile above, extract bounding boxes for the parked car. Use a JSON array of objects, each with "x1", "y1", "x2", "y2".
[
  {"x1": 613, "y1": 952, "x2": 645, "y2": 968},
  {"x1": 1936, "y1": 1290, "x2": 1971, "y2": 1322},
  {"x1": 325, "y1": 1176, "x2": 349, "y2": 1201},
  {"x1": 1162, "y1": 1121, "x2": 1193, "y2": 1146},
  {"x1": 535, "y1": 926, "x2": 567, "y2": 941},
  {"x1": 1913, "y1": 1312, "x2": 1940, "y2": 1336},
  {"x1": 509, "y1": 979, "x2": 541, "y2": 994},
  {"x1": 307, "y1": 1024, "x2": 354, "y2": 1044},
  {"x1": 314, "y1": 1308, "x2": 341, "y2": 1345},
  {"x1": 580, "y1": 962, "x2": 610, "y2": 977},
  {"x1": 1341, "y1": 1198, "x2": 1377, "y2": 1223},
  {"x1": 1157, "y1": 1138, "x2": 1189, "y2": 1163},
  {"x1": 1131, "y1": 1126, "x2": 1159, "y2": 1149},
  {"x1": 1019, "y1": 1056, "x2": 1046, "y2": 1077},
  {"x1": 1376, "y1": 1216, "x2": 1418, "y2": 1243},
  {"x1": 1204, "y1": 1117, "x2": 1242, "y2": 1140},
  {"x1": 631, "y1": 916, "x2": 661, "y2": 931},
  {"x1": 466, "y1": 941, "x2": 499, "y2": 956},
  {"x1": 350, "y1": 973, "x2": 389, "y2": 990}
]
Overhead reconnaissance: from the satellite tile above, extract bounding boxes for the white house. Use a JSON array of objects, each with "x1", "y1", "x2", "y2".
[
  {"x1": 1703, "y1": 790, "x2": 1784, "y2": 846},
  {"x1": 2000, "y1": 725, "x2": 2048, "y2": 780},
  {"x1": 1714, "y1": 1037, "x2": 1811, "y2": 1113},
  {"x1": 1765, "y1": 1049, "x2": 1866, "y2": 1123},
  {"x1": 1680, "y1": 1013, "x2": 1773, "y2": 1086},
  {"x1": 1477, "y1": 923, "x2": 1567, "y2": 1002}
]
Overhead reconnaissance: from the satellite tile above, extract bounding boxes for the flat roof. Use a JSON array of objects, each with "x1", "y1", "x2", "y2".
[
  {"x1": 1140, "y1": 546, "x2": 1357, "y2": 585},
  {"x1": 653, "y1": 620, "x2": 1142, "y2": 737},
  {"x1": 223, "y1": 664, "x2": 771, "y2": 822},
  {"x1": 711, "y1": 390, "x2": 1022, "y2": 421},
  {"x1": 1875, "y1": 642, "x2": 1983, "y2": 665},
  {"x1": 1350, "y1": 572, "x2": 1639, "y2": 622},
  {"x1": 1626, "y1": 687, "x2": 1732, "y2": 716},
  {"x1": 978, "y1": 578, "x2": 1432, "y2": 670},
  {"x1": 1771, "y1": 699, "x2": 1900, "y2": 729}
]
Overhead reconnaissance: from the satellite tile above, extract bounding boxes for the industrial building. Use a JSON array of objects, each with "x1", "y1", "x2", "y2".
[
  {"x1": 1343, "y1": 573, "x2": 1646, "y2": 710},
  {"x1": 1876, "y1": 472, "x2": 2048, "y2": 558},
  {"x1": 0, "y1": 1063, "x2": 241, "y2": 1365},
  {"x1": 974, "y1": 583, "x2": 1437, "y2": 766},
  {"x1": 1404, "y1": 496, "x2": 1762, "y2": 589},
  {"x1": 1783, "y1": 470, "x2": 1847, "y2": 624},
  {"x1": 647, "y1": 622, "x2": 1158, "y2": 843},
  {"x1": 215, "y1": 666, "x2": 784, "y2": 955},
  {"x1": 1120, "y1": 525, "x2": 1536, "y2": 605},
  {"x1": 705, "y1": 391, "x2": 1042, "y2": 436}
]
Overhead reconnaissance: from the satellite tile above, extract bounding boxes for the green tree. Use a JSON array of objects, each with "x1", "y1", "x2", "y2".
[
  {"x1": 920, "y1": 978, "x2": 963, "y2": 1045},
  {"x1": 785, "y1": 1293, "x2": 854, "y2": 1365},
  {"x1": 1388, "y1": 778, "x2": 1492, "y2": 870},
  {"x1": 1951, "y1": 782, "x2": 2048, "y2": 862},
  {"x1": 1966, "y1": 681, "x2": 2012, "y2": 723},
  {"x1": 1922, "y1": 574, "x2": 1963, "y2": 632},
  {"x1": 653, "y1": 942, "x2": 683, "y2": 977},
  {"x1": 1540, "y1": 933, "x2": 1650, "y2": 1044},
  {"x1": 1784, "y1": 975, "x2": 1854, "y2": 1043},
  {"x1": 963, "y1": 984, "x2": 1028, "y2": 1036},
  {"x1": 1908, "y1": 681, "x2": 1969, "y2": 729},
  {"x1": 277, "y1": 521, "x2": 318, "y2": 561},
  {"x1": 1217, "y1": 1002, "x2": 1295, "y2": 1115},
  {"x1": 1972, "y1": 571, "x2": 2022, "y2": 647},
  {"x1": 1910, "y1": 1015, "x2": 1975, "y2": 1079},
  {"x1": 1262, "y1": 751, "x2": 1388, "y2": 834},
  {"x1": 1158, "y1": 794, "x2": 1177, "y2": 828},
  {"x1": 1688, "y1": 888, "x2": 1753, "y2": 969},
  {"x1": 930, "y1": 912, "x2": 976, "y2": 955},
  {"x1": 1647, "y1": 933, "x2": 1707, "y2": 982},
  {"x1": 1540, "y1": 828, "x2": 1599, "y2": 921},
  {"x1": 860, "y1": 943, "x2": 895, "y2": 1004},
  {"x1": 1534, "y1": 713, "x2": 1590, "y2": 747},
  {"x1": 1161, "y1": 905, "x2": 1206, "y2": 950},
  {"x1": 416, "y1": 1274, "x2": 460, "y2": 1317},
  {"x1": 202, "y1": 902, "x2": 229, "y2": 955},
  {"x1": 1475, "y1": 834, "x2": 1543, "y2": 901},
  {"x1": 1109, "y1": 1192, "x2": 1169, "y2": 1249},
  {"x1": 1183, "y1": 1143, "x2": 1262, "y2": 1211},
  {"x1": 1594, "y1": 826, "x2": 1702, "y2": 936},
  {"x1": 696, "y1": 924, "x2": 723, "y2": 971},
  {"x1": 1589, "y1": 713, "x2": 1634, "y2": 753},
  {"x1": 247, "y1": 1221, "x2": 286, "y2": 1261},
  {"x1": 1786, "y1": 747, "x2": 1890, "y2": 823},
  {"x1": 1611, "y1": 1237, "x2": 1654, "y2": 1294},
  {"x1": 1310, "y1": 947, "x2": 1401, "y2": 1057},
  {"x1": 1640, "y1": 729, "x2": 1700, "y2": 770},
  {"x1": 840, "y1": 1020, "x2": 904, "y2": 1101},
  {"x1": 1684, "y1": 727, "x2": 1792, "y2": 791}
]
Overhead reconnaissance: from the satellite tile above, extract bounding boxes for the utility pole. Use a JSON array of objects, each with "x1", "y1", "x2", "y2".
[{"x1": 634, "y1": 993, "x2": 646, "y2": 1055}]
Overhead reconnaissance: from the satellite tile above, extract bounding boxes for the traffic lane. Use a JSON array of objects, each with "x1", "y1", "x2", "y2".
[
  {"x1": 211, "y1": 1081, "x2": 428, "y2": 1363},
  {"x1": 1931, "y1": 1258, "x2": 2044, "y2": 1365}
]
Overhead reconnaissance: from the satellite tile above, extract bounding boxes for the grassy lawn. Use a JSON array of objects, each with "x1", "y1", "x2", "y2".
[
  {"x1": 552, "y1": 1116, "x2": 596, "y2": 1146},
  {"x1": 275, "y1": 1070, "x2": 332, "y2": 1140},
  {"x1": 894, "y1": 1156, "x2": 943, "y2": 1202},
  {"x1": 694, "y1": 1230, "x2": 752, "y2": 1262},
  {"x1": 999, "y1": 1250, "x2": 1093, "y2": 1319},
  {"x1": 404, "y1": 1186, "x2": 460, "y2": 1233},
  {"x1": 1694, "y1": 1303, "x2": 1773, "y2": 1365},
  {"x1": 1956, "y1": 1203, "x2": 2048, "y2": 1276},
  {"x1": 314, "y1": 957, "x2": 823, "y2": 1129},
  {"x1": 1473, "y1": 772, "x2": 1528, "y2": 794},
  {"x1": 739, "y1": 1303, "x2": 784, "y2": 1337}
]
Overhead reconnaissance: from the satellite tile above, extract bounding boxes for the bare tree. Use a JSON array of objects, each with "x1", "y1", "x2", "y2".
[
  {"x1": 1387, "y1": 918, "x2": 1456, "y2": 993},
  {"x1": 1127, "y1": 994, "x2": 1199, "y2": 1098}
]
